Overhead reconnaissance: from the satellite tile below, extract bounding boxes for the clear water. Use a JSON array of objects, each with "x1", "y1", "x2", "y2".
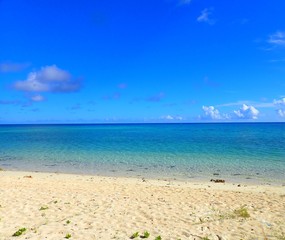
[{"x1": 0, "y1": 123, "x2": 284, "y2": 184}]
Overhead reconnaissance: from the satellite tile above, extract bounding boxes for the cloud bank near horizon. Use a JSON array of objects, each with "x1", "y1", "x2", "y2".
[{"x1": 200, "y1": 104, "x2": 260, "y2": 120}]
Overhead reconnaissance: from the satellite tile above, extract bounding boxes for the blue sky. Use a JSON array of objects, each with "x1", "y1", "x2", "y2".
[{"x1": 0, "y1": 0, "x2": 285, "y2": 123}]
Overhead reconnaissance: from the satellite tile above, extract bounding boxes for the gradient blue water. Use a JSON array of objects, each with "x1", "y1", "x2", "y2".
[{"x1": 0, "y1": 123, "x2": 284, "y2": 184}]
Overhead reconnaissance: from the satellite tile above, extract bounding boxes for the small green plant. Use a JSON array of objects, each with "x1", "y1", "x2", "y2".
[
  {"x1": 39, "y1": 206, "x2": 49, "y2": 211},
  {"x1": 155, "y1": 236, "x2": 162, "y2": 240},
  {"x1": 130, "y1": 232, "x2": 139, "y2": 239},
  {"x1": 201, "y1": 237, "x2": 210, "y2": 240},
  {"x1": 66, "y1": 220, "x2": 71, "y2": 224},
  {"x1": 65, "y1": 233, "x2": 71, "y2": 239},
  {"x1": 141, "y1": 231, "x2": 150, "y2": 238},
  {"x1": 234, "y1": 206, "x2": 250, "y2": 218},
  {"x1": 54, "y1": 200, "x2": 58, "y2": 204},
  {"x1": 12, "y1": 228, "x2": 26, "y2": 237},
  {"x1": 218, "y1": 212, "x2": 235, "y2": 220}
]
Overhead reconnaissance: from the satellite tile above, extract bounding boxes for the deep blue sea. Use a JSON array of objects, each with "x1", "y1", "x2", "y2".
[{"x1": 0, "y1": 123, "x2": 284, "y2": 184}]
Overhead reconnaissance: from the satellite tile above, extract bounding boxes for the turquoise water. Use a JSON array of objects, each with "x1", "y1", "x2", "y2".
[{"x1": 0, "y1": 123, "x2": 284, "y2": 184}]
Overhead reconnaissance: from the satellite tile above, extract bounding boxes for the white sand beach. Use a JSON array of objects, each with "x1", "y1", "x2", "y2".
[{"x1": 0, "y1": 170, "x2": 284, "y2": 240}]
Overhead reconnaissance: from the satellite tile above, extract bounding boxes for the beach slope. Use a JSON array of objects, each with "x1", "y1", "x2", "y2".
[{"x1": 0, "y1": 171, "x2": 284, "y2": 239}]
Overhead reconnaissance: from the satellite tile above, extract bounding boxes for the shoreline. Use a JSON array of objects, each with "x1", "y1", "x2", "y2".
[
  {"x1": 1, "y1": 167, "x2": 285, "y2": 187},
  {"x1": 2, "y1": 169, "x2": 285, "y2": 191},
  {"x1": 1, "y1": 170, "x2": 285, "y2": 239}
]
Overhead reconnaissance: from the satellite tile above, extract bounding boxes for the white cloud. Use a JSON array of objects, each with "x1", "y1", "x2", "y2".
[
  {"x1": 201, "y1": 106, "x2": 222, "y2": 120},
  {"x1": 161, "y1": 115, "x2": 183, "y2": 121},
  {"x1": 164, "y1": 115, "x2": 174, "y2": 120},
  {"x1": 274, "y1": 97, "x2": 285, "y2": 118},
  {"x1": 277, "y1": 109, "x2": 285, "y2": 117},
  {"x1": 13, "y1": 65, "x2": 81, "y2": 93},
  {"x1": 268, "y1": 31, "x2": 285, "y2": 46},
  {"x1": 233, "y1": 104, "x2": 259, "y2": 119},
  {"x1": 197, "y1": 8, "x2": 215, "y2": 25},
  {"x1": 273, "y1": 97, "x2": 285, "y2": 106},
  {"x1": 30, "y1": 95, "x2": 45, "y2": 102}
]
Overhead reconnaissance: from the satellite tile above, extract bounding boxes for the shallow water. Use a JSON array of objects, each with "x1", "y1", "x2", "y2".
[{"x1": 0, "y1": 123, "x2": 285, "y2": 184}]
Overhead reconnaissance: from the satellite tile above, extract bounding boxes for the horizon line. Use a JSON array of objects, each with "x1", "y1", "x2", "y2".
[{"x1": 0, "y1": 121, "x2": 284, "y2": 125}]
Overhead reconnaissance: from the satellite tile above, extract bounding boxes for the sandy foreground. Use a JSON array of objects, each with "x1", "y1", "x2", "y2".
[{"x1": 0, "y1": 171, "x2": 285, "y2": 240}]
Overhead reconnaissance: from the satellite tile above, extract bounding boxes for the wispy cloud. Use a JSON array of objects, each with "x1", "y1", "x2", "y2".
[
  {"x1": 0, "y1": 98, "x2": 42, "y2": 108},
  {"x1": 184, "y1": 100, "x2": 197, "y2": 106},
  {"x1": 30, "y1": 95, "x2": 45, "y2": 102},
  {"x1": 197, "y1": 8, "x2": 216, "y2": 25},
  {"x1": 129, "y1": 92, "x2": 165, "y2": 104},
  {"x1": 217, "y1": 100, "x2": 274, "y2": 108},
  {"x1": 217, "y1": 100, "x2": 251, "y2": 107},
  {"x1": 273, "y1": 97, "x2": 285, "y2": 106},
  {"x1": 193, "y1": 77, "x2": 220, "y2": 90},
  {"x1": 268, "y1": 31, "x2": 285, "y2": 46},
  {"x1": 179, "y1": 0, "x2": 192, "y2": 5},
  {"x1": 20, "y1": 101, "x2": 33, "y2": 108},
  {"x1": 268, "y1": 58, "x2": 285, "y2": 63},
  {"x1": 0, "y1": 62, "x2": 30, "y2": 73},
  {"x1": 118, "y1": 83, "x2": 127, "y2": 89},
  {"x1": 0, "y1": 100, "x2": 19, "y2": 105},
  {"x1": 102, "y1": 92, "x2": 121, "y2": 100},
  {"x1": 69, "y1": 103, "x2": 81, "y2": 110},
  {"x1": 13, "y1": 65, "x2": 82, "y2": 93},
  {"x1": 146, "y1": 92, "x2": 165, "y2": 102},
  {"x1": 163, "y1": 103, "x2": 177, "y2": 107},
  {"x1": 203, "y1": 77, "x2": 220, "y2": 88},
  {"x1": 129, "y1": 97, "x2": 142, "y2": 104},
  {"x1": 113, "y1": 92, "x2": 121, "y2": 99}
]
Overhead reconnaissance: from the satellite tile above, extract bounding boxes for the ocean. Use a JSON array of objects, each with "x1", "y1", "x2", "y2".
[{"x1": 0, "y1": 123, "x2": 284, "y2": 184}]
